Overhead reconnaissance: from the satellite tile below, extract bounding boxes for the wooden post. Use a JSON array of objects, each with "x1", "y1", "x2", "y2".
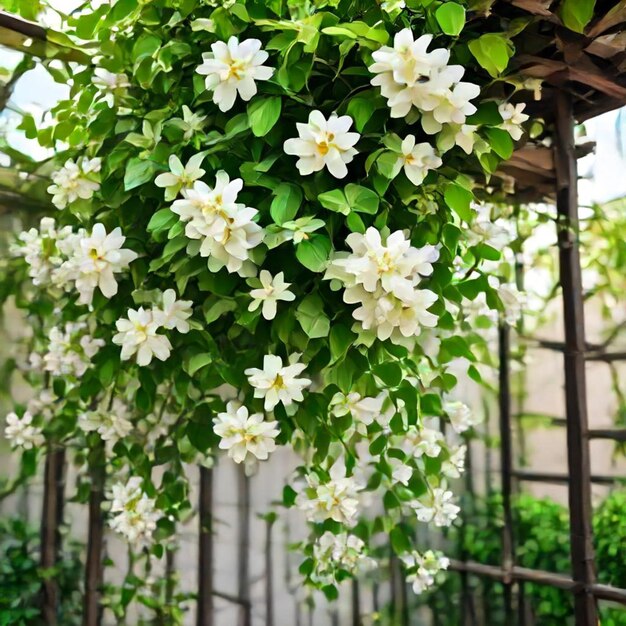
[
  {"x1": 237, "y1": 466, "x2": 251, "y2": 626},
  {"x1": 498, "y1": 323, "x2": 515, "y2": 620},
  {"x1": 197, "y1": 466, "x2": 214, "y2": 626},
  {"x1": 83, "y1": 443, "x2": 105, "y2": 626},
  {"x1": 40, "y1": 445, "x2": 66, "y2": 625},
  {"x1": 265, "y1": 515, "x2": 275, "y2": 626},
  {"x1": 554, "y1": 89, "x2": 598, "y2": 626}
]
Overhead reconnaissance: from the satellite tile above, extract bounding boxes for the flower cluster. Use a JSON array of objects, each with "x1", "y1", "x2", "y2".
[
  {"x1": 108, "y1": 477, "x2": 161, "y2": 546},
  {"x1": 401, "y1": 550, "x2": 450, "y2": 594},
  {"x1": 369, "y1": 29, "x2": 480, "y2": 135},
  {"x1": 444, "y1": 400, "x2": 480, "y2": 434},
  {"x1": 12, "y1": 219, "x2": 137, "y2": 305},
  {"x1": 36, "y1": 321, "x2": 104, "y2": 378},
  {"x1": 4, "y1": 411, "x2": 45, "y2": 450},
  {"x1": 11, "y1": 217, "x2": 81, "y2": 289},
  {"x1": 213, "y1": 401, "x2": 280, "y2": 471},
  {"x1": 113, "y1": 289, "x2": 192, "y2": 366},
  {"x1": 295, "y1": 465, "x2": 363, "y2": 528},
  {"x1": 170, "y1": 170, "x2": 263, "y2": 276},
  {"x1": 311, "y1": 532, "x2": 375, "y2": 585},
  {"x1": 410, "y1": 486, "x2": 460, "y2": 527},
  {"x1": 326, "y1": 227, "x2": 439, "y2": 344},
  {"x1": 79, "y1": 399, "x2": 133, "y2": 443},
  {"x1": 47, "y1": 157, "x2": 102, "y2": 210}
]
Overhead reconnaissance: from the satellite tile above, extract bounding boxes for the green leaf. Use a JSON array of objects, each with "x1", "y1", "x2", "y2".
[
  {"x1": 296, "y1": 294, "x2": 330, "y2": 339},
  {"x1": 270, "y1": 183, "x2": 302, "y2": 225},
  {"x1": 329, "y1": 324, "x2": 356, "y2": 363},
  {"x1": 204, "y1": 299, "x2": 237, "y2": 324},
  {"x1": 444, "y1": 184, "x2": 474, "y2": 223},
  {"x1": 561, "y1": 0, "x2": 595, "y2": 33},
  {"x1": 486, "y1": 127, "x2": 514, "y2": 159},
  {"x1": 185, "y1": 353, "x2": 212, "y2": 376},
  {"x1": 345, "y1": 184, "x2": 379, "y2": 215},
  {"x1": 296, "y1": 236, "x2": 331, "y2": 272},
  {"x1": 390, "y1": 526, "x2": 412, "y2": 554},
  {"x1": 124, "y1": 158, "x2": 159, "y2": 191},
  {"x1": 247, "y1": 97, "x2": 282, "y2": 137},
  {"x1": 468, "y1": 34, "x2": 512, "y2": 78},
  {"x1": 318, "y1": 189, "x2": 349, "y2": 215},
  {"x1": 373, "y1": 362, "x2": 403, "y2": 387},
  {"x1": 346, "y1": 97, "x2": 375, "y2": 132},
  {"x1": 435, "y1": 2, "x2": 466, "y2": 36},
  {"x1": 147, "y1": 208, "x2": 178, "y2": 234},
  {"x1": 369, "y1": 435, "x2": 387, "y2": 456}
]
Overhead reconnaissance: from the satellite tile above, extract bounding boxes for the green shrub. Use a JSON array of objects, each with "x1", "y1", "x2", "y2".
[
  {"x1": 0, "y1": 517, "x2": 83, "y2": 626},
  {"x1": 415, "y1": 491, "x2": 626, "y2": 625}
]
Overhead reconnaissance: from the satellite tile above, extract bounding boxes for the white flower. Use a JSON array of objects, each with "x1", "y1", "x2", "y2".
[
  {"x1": 329, "y1": 228, "x2": 438, "y2": 300},
  {"x1": 498, "y1": 102, "x2": 529, "y2": 141},
  {"x1": 108, "y1": 477, "x2": 161, "y2": 546},
  {"x1": 437, "y1": 123, "x2": 478, "y2": 155},
  {"x1": 410, "y1": 487, "x2": 460, "y2": 527},
  {"x1": 79, "y1": 399, "x2": 133, "y2": 442},
  {"x1": 213, "y1": 401, "x2": 280, "y2": 469},
  {"x1": 4, "y1": 412, "x2": 44, "y2": 449},
  {"x1": 43, "y1": 322, "x2": 104, "y2": 377},
  {"x1": 245, "y1": 353, "x2": 311, "y2": 411},
  {"x1": 196, "y1": 36, "x2": 274, "y2": 112},
  {"x1": 420, "y1": 80, "x2": 481, "y2": 134},
  {"x1": 389, "y1": 457, "x2": 413, "y2": 486},
  {"x1": 283, "y1": 110, "x2": 360, "y2": 179},
  {"x1": 248, "y1": 271, "x2": 295, "y2": 320},
  {"x1": 401, "y1": 550, "x2": 450, "y2": 594},
  {"x1": 169, "y1": 105, "x2": 206, "y2": 140},
  {"x1": 47, "y1": 157, "x2": 101, "y2": 209},
  {"x1": 92, "y1": 68, "x2": 130, "y2": 90},
  {"x1": 112, "y1": 307, "x2": 172, "y2": 366},
  {"x1": 155, "y1": 289, "x2": 193, "y2": 333},
  {"x1": 92, "y1": 69, "x2": 130, "y2": 106},
  {"x1": 295, "y1": 466, "x2": 362, "y2": 527},
  {"x1": 12, "y1": 217, "x2": 82, "y2": 289},
  {"x1": 26, "y1": 390, "x2": 57, "y2": 421},
  {"x1": 498, "y1": 283, "x2": 525, "y2": 325},
  {"x1": 396, "y1": 136, "x2": 442, "y2": 185},
  {"x1": 75, "y1": 223, "x2": 138, "y2": 305},
  {"x1": 325, "y1": 228, "x2": 439, "y2": 343},
  {"x1": 444, "y1": 400, "x2": 479, "y2": 434},
  {"x1": 442, "y1": 445, "x2": 466, "y2": 479},
  {"x1": 466, "y1": 207, "x2": 513, "y2": 248},
  {"x1": 154, "y1": 154, "x2": 206, "y2": 201},
  {"x1": 312, "y1": 532, "x2": 374, "y2": 584},
  {"x1": 172, "y1": 171, "x2": 263, "y2": 276},
  {"x1": 369, "y1": 29, "x2": 479, "y2": 125},
  {"x1": 404, "y1": 426, "x2": 444, "y2": 458},
  {"x1": 329, "y1": 392, "x2": 384, "y2": 427}
]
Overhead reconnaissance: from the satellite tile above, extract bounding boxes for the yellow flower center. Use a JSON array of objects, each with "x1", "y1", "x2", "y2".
[
  {"x1": 228, "y1": 60, "x2": 245, "y2": 80},
  {"x1": 272, "y1": 373, "x2": 286, "y2": 390},
  {"x1": 316, "y1": 132, "x2": 335, "y2": 157}
]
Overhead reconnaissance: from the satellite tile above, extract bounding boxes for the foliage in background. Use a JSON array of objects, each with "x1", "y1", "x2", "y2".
[
  {"x1": 417, "y1": 491, "x2": 626, "y2": 625},
  {"x1": 0, "y1": 516, "x2": 82, "y2": 626}
]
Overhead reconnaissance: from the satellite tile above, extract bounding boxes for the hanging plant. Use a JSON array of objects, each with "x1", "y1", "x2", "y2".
[{"x1": 4, "y1": 0, "x2": 531, "y2": 604}]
